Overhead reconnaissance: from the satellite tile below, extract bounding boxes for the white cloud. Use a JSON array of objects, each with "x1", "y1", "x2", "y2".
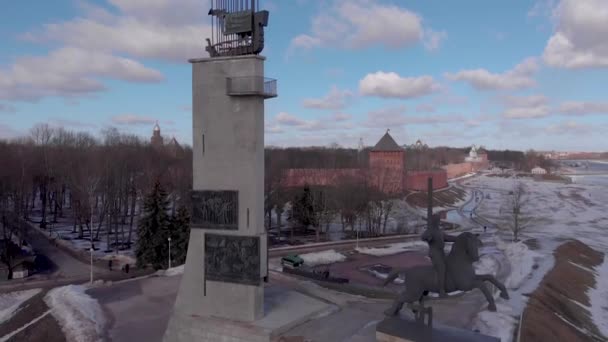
[
  {"x1": 332, "y1": 112, "x2": 351, "y2": 121},
  {"x1": 0, "y1": 103, "x2": 16, "y2": 113},
  {"x1": 289, "y1": 0, "x2": 443, "y2": 52},
  {"x1": 528, "y1": 0, "x2": 558, "y2": 17},
  {"x1": 501, "y1": 94, "x2": 548, "y2": 108},
  {"x1": 359, "y1": 72, "x2": 440, "y2": 99},
  {"x1": 466, "y1": 119, "x2": 482, "y2": 128},
  {"x1": 0, "y1": 123, "x2": 21, "y2": 138},
  {"x1": 542, "y1": 0, "x2": 608, "y2": 69},
  {"x1": 364, "y1": 106, "x2": 408, "y2": 128},
  {"x1": 423, "y1": 29, "x2": 447, "y2": 51},
  {"x1": 503, "y1": 106, "x2": 550, "y2": 119},
  {"x1": 24, "y1": 0, "x2": 211, "y2": 62},
  {"x1": 302, "y1": 86, "x2": 353, "y2": 110},
  {"x1": 265, "y1": 123, "x2": 284, "y2": 134},
  {"x1": 48, "y1": 118, "x2": 97, "y2": 128},
  {"x1": 415, "y1": 103, "x2": 436, "y2": 113},
  {"x1": 276, "y1": 112, "x2": 307, "y2": 126},
  {"x1": 501, "y1": 94, "x2": 550, "y2": 119},
  {"x1": 274, "y1": 112, "x2": 329, "y2": 131},
  {"x1": 0, "y1": 47, "x2": 162, "y2": 101},
  {"x1": 545, "y1": 121, "x2": 593, "y2": 135},
  {"x1": 291, "y1": 35, "x2": 322, "y2": 50},
  {"x1": 445, "y1": 57, "x2": 539, "y2": 90},
  {"x1": 363, "y1": 105, "x2": 462, "y2": 128},
  {"x1": 111, "y1": 114, "x2": 157, "y2": 125},
  {"x1": 556, "y1": 101, "x2": 608, "y2": 115}
]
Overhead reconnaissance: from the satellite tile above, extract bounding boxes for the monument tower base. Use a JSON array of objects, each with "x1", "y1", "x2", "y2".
[{"x1": 163, "y1": 285, "x2": 331, "y2": 342}]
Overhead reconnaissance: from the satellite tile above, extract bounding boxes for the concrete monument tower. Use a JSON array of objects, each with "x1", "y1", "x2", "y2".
[{"x1": 164, "y1": 1, "x2": 328, "y2": 341}]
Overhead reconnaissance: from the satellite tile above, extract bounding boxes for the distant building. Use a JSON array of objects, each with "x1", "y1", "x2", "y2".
[
  {"x1": 443, "y1": 144, "x2": 490, "y2": 178},
  {"x1": 281, "y1": 130, "x2": 448, "y2": 194},
  {"x1": 465, "y1": 145, "x2": 488, "y2": 163},
  {"x1": 150, "y1": 123, "x2": 185, "y2": 158},
  {"x1": 151, "y1": 121, "x2": 164, "y2": 147},
  {"x1": 166, "y1": 137, "x2": 185, "y2": 159},
  {"x1": 531, "y1": 167, "x2": 547, "y2": 175}
]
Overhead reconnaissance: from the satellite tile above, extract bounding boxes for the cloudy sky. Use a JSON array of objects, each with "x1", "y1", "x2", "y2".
[{"x1": 1, "y1": 0, "x2": 607, "y2": 151}]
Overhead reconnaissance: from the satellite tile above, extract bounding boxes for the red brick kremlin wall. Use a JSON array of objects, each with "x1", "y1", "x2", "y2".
[
  {"x1": 442, "y1": 160, "x2": 490, "y2": 179},
  {"x1": 281, "y1": 168, "x2": 448, "y2": 193},
  {"x1": 406, "y1": 170, "x2": 448, "y2": 191},
  {"x1": 280, "y1": 169, "x2": 362, "y2": 188}
]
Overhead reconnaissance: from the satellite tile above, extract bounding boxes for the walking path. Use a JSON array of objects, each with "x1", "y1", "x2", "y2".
[{"x1": 0, "y1": 221, "x2": 151, "y2": 293}]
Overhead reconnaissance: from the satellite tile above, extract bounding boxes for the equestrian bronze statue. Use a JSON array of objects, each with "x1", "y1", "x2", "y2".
[
  {"x1": 421, "y1": 214, "x2": 457, "y2": 298},
  {"x1": 383, "y1": 231, "x2": 509, "y2": 321}
]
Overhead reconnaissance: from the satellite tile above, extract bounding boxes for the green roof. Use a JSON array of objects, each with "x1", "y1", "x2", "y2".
[{"x1": 372, "y1": 132, "x2": 403, "y2": 152}]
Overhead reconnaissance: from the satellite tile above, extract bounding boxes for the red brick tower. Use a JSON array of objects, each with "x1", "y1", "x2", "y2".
[{"x1": 369, "y1": 129, "x2": 405, "y2": 193}]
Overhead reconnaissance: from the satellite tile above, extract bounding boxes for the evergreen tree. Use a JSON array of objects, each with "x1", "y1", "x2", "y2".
[
  {"x1": 169, "y1": 205, "x2": 190, "y2": 266},
  {"x1": 291, "y1": 185, "x2": 319, "y2": 228},
  {"x1": 136, "y1": 180, "x2": 170, "y2": 269}
]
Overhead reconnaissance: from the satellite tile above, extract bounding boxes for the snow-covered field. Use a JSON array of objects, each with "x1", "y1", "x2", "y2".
[
  {"x1": 30, "y1": 214, "x2": 138, "y2": 266},
  {"x1": 0, "y1": 289, "x2": 42, "y2": 324},
  {"x1": 589, "y1": 255, "x2": 608, "y2": 338},
  {"x1": 299, "y1": 250, "x2": 346, "y2": 267},
  {"x1": 355, "y1": 240, "x2": 427, "y2": 256},
  {"x1": 155, "y1": 264, "x2": 185, "y2": 277},
  {"x1": 44, "y1": 285, "x2": 105, "y2": 342},
  {"x1": 465, "y1": 169, "x2": 608, "y2": 341}
]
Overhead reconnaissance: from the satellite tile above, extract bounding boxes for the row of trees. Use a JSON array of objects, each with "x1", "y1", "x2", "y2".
[
  {"x1": 0, "y1": 124, "x2": 192, "y2": 271},
  {"x1": 271, "y1": 171, "x2": 404, "y2": 243}
]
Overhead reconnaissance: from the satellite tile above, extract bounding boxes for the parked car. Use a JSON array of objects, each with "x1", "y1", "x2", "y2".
[{"x1": 281, "y1": 255, "x2": 304, "y2": 269}]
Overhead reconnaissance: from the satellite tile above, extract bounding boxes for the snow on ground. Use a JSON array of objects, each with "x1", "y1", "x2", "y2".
[
  {"x1": 101, "y1": 253, "x2": 136, "y2": 268},
  {"x1": 589, "y1": 255, "x2": 608, "y2": 338},
  {"x1": 30, "y1": 214, "x2": 138, "y2": 264},
  {"x1": 473, "y1": 302, "x2": 518, "y2": 342},
  {"x1": 468, "y1": 168, "x2": 608, "y2": 341},
  {"x1": 448, "y1": 172, "x2": 477, "y2": 182},
  {"x1": 299, "y1": 250, "x2": 346, "y2": 267},
  {"x1": 0, "y1": 289, "x2": 42, "y2": 324},
  {"x1": 497, "y1": 239, "x2": 542, "y2": 290},
  {"x1": 355, "y1": 240, "x2": 427, "y2": 256},
  {"x1": 366, "y1": 268, "x2": 404, "y2": 284},
  {"x1": 474, "y1": 254, "x2": 499, "y2": 276},
  {"x1": 44, "y1": 285, "x2": 105, "y2": 342},
  {"x1": 268, "y1": 258, "x2": 283, "y2": 272},
  {"x1": 155, "y1": 264, "x2": 185, "y2": 277}
]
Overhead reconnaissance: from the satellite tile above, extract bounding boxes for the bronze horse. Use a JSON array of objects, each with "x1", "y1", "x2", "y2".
[{"x1": 383, "y1": 232, "x2": 509, "y2": 320}]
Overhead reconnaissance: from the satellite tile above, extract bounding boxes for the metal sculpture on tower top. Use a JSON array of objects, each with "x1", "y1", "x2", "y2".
[{"x1": 206, "y1": 0, "x2": 269, "y2": 57}]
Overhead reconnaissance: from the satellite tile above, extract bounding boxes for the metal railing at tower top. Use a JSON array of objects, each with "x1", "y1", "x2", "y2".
[{"x1": 226, "y1": 76, "x2": 277, "y2": 98}]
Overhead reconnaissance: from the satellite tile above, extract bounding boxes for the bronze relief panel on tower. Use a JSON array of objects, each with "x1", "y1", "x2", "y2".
[{"x1": 191, "y1": 190, "x2": 238, "y2": 230}]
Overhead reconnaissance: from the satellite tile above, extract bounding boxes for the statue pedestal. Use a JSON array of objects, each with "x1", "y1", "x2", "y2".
[
  {"x1": 376, "y1": 317, "x2": 499, "y2": 342},
  {"x1": 164, "y1": 285, "x2": 331, "y2": 342}
]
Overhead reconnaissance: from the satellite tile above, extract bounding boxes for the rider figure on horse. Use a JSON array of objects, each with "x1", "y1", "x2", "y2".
[{"x1": 421, "y1": 214, "x2": 458, "y2": 298}]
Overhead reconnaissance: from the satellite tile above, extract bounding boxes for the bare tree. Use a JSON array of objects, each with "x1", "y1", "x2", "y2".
[{"x1": 500, "y1": 182, "x2": 534, "y2": 242}]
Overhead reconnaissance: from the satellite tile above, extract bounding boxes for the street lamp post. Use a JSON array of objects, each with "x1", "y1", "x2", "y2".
[
  {"x1": 168, "y1": 237, "x2": 172, "y2": 269},
  {"x1": 90, "y1": 209, "x2": 94, "y2": 284}
]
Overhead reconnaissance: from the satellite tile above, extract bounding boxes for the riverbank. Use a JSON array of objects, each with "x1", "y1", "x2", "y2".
[{"x1": 520, "y1": 240, "x2": 606, "y2": 342}]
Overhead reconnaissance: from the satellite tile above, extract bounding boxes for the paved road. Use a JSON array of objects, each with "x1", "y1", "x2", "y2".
[
  {"x1": 88, "y1": 275, "x2": 181, "y2": 342},
  {"x1": 0, "y1": 222, "x2": 148, "y2": 293},
  {"x1": 25, "y1": 221, "x2": 109, "y2": 279}
]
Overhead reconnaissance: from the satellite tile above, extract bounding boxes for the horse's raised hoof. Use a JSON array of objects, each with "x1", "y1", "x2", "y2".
[
  {"x1": 500, "y1": 291, "x2": 510, "y2": 300},
  {"x1": 488, "y1": 304, "x2": 497, "y2": 312}
]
